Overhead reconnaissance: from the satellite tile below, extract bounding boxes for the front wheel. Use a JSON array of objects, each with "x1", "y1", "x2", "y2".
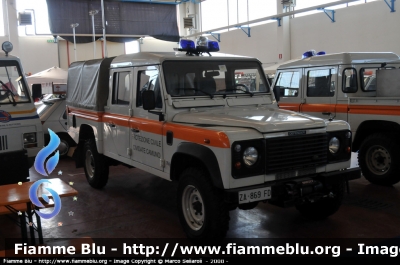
[
  {"x1": 177, "y1": 168, "x2": 229, "y2": 240},
  {"x1": 358, "y1": 133, "x2": 400, "y2": 186},
  {"x1": 57, "y1": 134, "x2": 74, "y2": 158},
  {"x1": 83, "y1": 139, "x2": 109, "y2": 189},
  {"x1": 296, "y1": 180, "x2": 344, "y2": 220}
]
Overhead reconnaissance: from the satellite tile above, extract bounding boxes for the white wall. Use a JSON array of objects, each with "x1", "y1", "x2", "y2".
[
  {"x1": 0, "y1": 0, "x2": 180, "y2": 74},
  {"x1": 291, "y1": 2, "x2": 399, "y2": 56},
  {"x1": 206, "y1": 1, "x2": 400, "y2": 68},
  {"x1": 2, "y1": 1, "x2": 399, "y2": 74}
]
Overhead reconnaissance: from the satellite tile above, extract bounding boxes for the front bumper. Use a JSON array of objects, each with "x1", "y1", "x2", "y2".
[
  {"x1": 0, "y1": 150, "x2": 30, "y2": 185},
  {"x1": 224, "y1": 167, "x2": 361, "y2": 207}
]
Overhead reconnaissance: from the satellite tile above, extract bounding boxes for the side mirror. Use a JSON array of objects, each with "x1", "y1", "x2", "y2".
[
  {"x1": 273, "y1": 86, "x2": 280, "y2": 102},
  {"x1": 142, "y1": 90, "x2": 156, "y2": 110}
]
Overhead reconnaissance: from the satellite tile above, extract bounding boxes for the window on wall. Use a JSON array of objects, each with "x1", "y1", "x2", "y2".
[
  {"x1": 125, "y1": 40, "x2": 140, "y2": 54},
  {"x1": 248, "y1": 0, "x2": 276, "y2": 26},
  {"x1": 0, "y1": 3, "x2": 4, "y2": 36},
  {"x1": 17, "y1": 0, "x2": 51, "y2": 36},
  {"x1": 202, "y1": 0, "x2": 276, "y2": 32},
  {"x1": 201, "y1": 0, "x2": 228, "y2": 32}
]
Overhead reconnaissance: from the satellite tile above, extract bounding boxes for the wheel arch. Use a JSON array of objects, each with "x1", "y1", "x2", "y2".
[
  {"x1": 352, "y1": 120, "x2": 400, "y2": 152},
  {"x1": 170, "y1": 143, "x2": 224, "y2": 189},
  {"x1": 73, "y1": 124, "x2": 96, "y2": 168}
]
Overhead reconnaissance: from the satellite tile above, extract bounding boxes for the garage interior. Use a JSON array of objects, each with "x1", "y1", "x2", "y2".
[{"x1": 1, "y1": 0, "x2": 400, "y2": 257}]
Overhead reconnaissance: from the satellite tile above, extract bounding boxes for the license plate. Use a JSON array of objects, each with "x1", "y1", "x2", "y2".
[{"x1": 238, "y1": 187, "x2": 271, "y2": 204}]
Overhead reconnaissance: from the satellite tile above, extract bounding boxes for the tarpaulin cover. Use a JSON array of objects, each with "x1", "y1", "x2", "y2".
[
  {"x1": 46, "y1": 0, "x2": 179, "y2": 43},
  {"x1": 66, "y1": 57, "x2": 115, "y2": 111}
]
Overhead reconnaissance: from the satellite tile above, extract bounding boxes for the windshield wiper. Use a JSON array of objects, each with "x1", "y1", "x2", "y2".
[
  {"x1": 216, "y1": 88, "x2": 254, "y2": 97},
  {"x1": 180, "y1": 88, "x2": 214, "y2": 99}
]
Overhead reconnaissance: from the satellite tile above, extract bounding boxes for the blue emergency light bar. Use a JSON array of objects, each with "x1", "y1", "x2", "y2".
[
  {"x1": 177, "y1": 37, "x2": 219, "y2": 55},
  {"x1": 302, "y1": 50, "x2": 326, "y2": 59},
  {"x1": 208, "y1": 41, "x2": 219, "y2": 52},
  {"x1": 179, "y1": 39, "x2": 196, "y2": 51}
]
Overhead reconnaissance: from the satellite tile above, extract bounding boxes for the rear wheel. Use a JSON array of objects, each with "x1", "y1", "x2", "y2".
[
  {"x1": 358, "y1": 133, "x2": 400, "y2": 186},
  {"x1": 296, "y1": 180, "x2": 344, "y2": 220},
  {"x1": 83, "y1": 139, "x2": 109, "y2": 189},
  {"x1": 177, "y1": 167, "x2": 229, "y2": 240}
]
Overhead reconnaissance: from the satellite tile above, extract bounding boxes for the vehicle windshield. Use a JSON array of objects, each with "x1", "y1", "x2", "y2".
[
  {"x1": 163, "y1": 60, "x2": 270, "y2": 98},
  {"x1": 0, "y1": 60, "x2": 30, "y2": 105}
]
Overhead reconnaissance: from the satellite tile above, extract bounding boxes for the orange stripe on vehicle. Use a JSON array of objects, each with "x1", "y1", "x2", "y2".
[
  {"x1": 130, "y1": 117, "x2": 164, "y2": 135},
  {"x1": 9, "y1": 108, "x2": 37, "y2": 115},
  {"x1": 349, "y1": 105, "x2": 400, "y2": 116},
  {"x1": 301, "y1": 104, "x2": 335, "y2": 113},
  {"x1": 131, "y1": 117, "x2": 230, "y2": 148},
  {"x1": 67, "y1": 107, "x2": 103, "y2": 122},
  {"x1": 278, "y1": 103, "x2": 300, "y2": 111},
  {"x1": 335, "y1": 104, "x2": 349, "y2": 113},
  {"x1": 164, "y1": 123, "x2": 230, "y2": 148},
  {"x1": 67, "y1": 107, "x2": 230, "y2": 148},
  {"x1": 280, "y1": 102, "x2": 400, "y2": 116},
  {"x1": 103, "y1": 114, "x2": 130, "y2": 127}
]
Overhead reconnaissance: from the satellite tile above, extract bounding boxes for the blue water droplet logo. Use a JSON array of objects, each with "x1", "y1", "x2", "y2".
[
  {"x1": 31, "y1": 129, "x2": 62, "y2": 219},
  {"x1": 29, "y1": 179, "x2": 62, "y2": 219},
  {"x1": 34, "y1": 129, "x2": 60, "y2": 176}
]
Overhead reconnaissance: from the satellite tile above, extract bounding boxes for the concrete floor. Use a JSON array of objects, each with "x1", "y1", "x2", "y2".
[{"x1": 1, "y1": 153, "x2": 400, "y2": 251}]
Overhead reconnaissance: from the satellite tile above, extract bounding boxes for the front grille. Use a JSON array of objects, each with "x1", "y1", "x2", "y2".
[
  {"x1": 0, "y1": 135, "x2": 8, "y2": 150},
  {"x1": 265, "y1": 133, "x2": 327, "y2": 173}
]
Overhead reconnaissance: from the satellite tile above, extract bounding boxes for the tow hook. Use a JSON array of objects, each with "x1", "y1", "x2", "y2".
[{"x1": 285, "y1": 179, "x2": 323, "y2": 197}]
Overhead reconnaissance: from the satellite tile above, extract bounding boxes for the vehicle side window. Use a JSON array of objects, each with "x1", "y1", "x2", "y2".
[
  {"x1": 342, "y1": 68, "x2": 358, "y2": 93},
  {"x1": 307, "y1": 69, "x2": 335, "y2": 97},
  {"x1": 136, "y1": 69, "x2": 162, "y2": 109},
  {"x1": 275, "y1": 71, "x2": 299, "y2": 97},
  {"x1": 112, "y1": 71, "x2": 130, "y2": 105},
  {"x1": 360, "y1": 68, "x2": 377, "y2": 92}
]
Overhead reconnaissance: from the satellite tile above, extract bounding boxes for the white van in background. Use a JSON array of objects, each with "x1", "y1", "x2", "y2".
[
  {"x1": 0, "y1": 41, "x2": 43, "y2": 184},
  {"x1": 37, "y1": 95, "x2": 74, "y2": 158}
]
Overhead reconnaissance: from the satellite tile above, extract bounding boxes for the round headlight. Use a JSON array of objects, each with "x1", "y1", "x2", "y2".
[
  {"x1": 234, "y1": 144, "x2": 241, "y2": 152},
  {"x1": 243, "y1": 147, "x2": 258, "y2": 166},
  {"x1": 329, "y1": 137, "x2": 340, "y2": 154}
]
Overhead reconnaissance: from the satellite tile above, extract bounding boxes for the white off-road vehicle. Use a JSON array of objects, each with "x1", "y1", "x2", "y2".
[
  {"x1": 273, "y1": 51, "x2": 400, "y2": 185},
  {"x1": 67, "y1": 39, "x2": 360, "y2": 240}
]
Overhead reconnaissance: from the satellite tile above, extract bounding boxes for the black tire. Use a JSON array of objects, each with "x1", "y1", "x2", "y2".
[
  {"x1": 358, "y1": 133, "x2": 400, "y2": 186},
  {"x1": 177, "y1": 167, "x2": 230, "y2": 240},
  {"x1": 57, "y1": 134, "x2": 73, "y2": 158},
  {"x1": 296, "y1": 180, "x2": 344, "y2": 220},
  {"x1": 83, "y1": 139, "x2": 109, "y2": 189}
]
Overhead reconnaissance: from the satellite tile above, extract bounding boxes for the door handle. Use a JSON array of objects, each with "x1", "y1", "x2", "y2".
[
  {"x1": 322, "y1": 112, "x2": 331, "y2": 116},
  {"x1": 131, "y1": 128, "x2": 140, "y2": 133},
  {"x1": 108, "y1": 123, "x2": 116, "y2": 128}
]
